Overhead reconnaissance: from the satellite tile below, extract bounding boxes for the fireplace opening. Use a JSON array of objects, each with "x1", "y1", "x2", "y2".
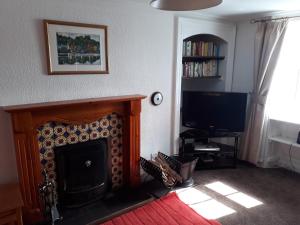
[{"x1": 54, "y1": 138, "x2": 111, "y2": 208}]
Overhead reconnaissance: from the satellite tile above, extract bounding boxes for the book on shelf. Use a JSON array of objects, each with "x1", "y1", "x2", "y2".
[
  {"x1": 185, "y1": 41, "x2": 192, "y2": 56},
  {"x1": 202, "y1": 42, "x2": 206, "y2": 56},
  {"x1": 183, "y1": 40, "x2": 220, "y2": 57},
  {"x1": 199, "y1": 42, "x2": 203, "y2": 56},
  {"x1": 190, "y1": 63, "x2": 194, "y2": 78},
  {"x1": 192, "y1": 42, "x2": 197, "y2": 56},
  {"x1": 202, "y1": 61, "x2": 209, "y2": 77},
  {"x1": 199, "y1": 62, "x2": 203, "y2": 77},
  {"x1": 211, "y1": 60, "x2": 218, "y2": 76},
  {"x1": 194, "y1": 63, "x2": 199, "y2": 78},
  {"x1": 213, "y1": 44, "x2": 219, "y2": 57},
  {"x1": 182, "y1": 60, "x2": 219, "y2": 78}
]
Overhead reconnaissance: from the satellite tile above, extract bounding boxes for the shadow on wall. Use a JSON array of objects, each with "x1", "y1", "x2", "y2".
[{"x1": 0, "y1": 109, "x2": 18, "y2": 184}]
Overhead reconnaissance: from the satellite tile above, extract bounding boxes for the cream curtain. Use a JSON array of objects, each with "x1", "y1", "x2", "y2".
[{"x1": 240, "y1": 20, "x2": 288, "y2": 165}]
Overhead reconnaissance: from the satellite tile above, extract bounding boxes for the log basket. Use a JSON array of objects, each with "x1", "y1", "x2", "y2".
[{"x1": 140, "y1": 152, "x2": 198, "y2": 188}]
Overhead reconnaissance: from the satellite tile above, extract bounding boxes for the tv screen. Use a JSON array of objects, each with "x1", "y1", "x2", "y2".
[{"x1": 182, "y1": 91, "x2": 247, "y2": 132}]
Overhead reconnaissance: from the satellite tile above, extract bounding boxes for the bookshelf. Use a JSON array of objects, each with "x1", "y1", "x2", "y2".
[{"x1": 182, "y1": 34, "x2": 227, "y2": 79}]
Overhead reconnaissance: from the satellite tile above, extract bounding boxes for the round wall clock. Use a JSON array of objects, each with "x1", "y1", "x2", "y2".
[{"x1": 151, "y1": 92, "x2": 163, "y2": 106}]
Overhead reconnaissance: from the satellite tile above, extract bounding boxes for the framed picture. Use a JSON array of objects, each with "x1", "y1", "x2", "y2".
[{"x1": 44, "y1": 20, "x2": 109, "y2": 75}]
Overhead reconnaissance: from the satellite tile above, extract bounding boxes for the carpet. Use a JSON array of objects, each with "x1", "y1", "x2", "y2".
[
  {"x1": 100, "y1": 192, "x2": 221, "y2": 225},
  {"x1": 193, "y1": 164, "x2": 300, "y2": 225}
]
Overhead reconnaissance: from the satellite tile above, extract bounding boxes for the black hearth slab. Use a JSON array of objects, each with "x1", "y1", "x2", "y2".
[
  {"x1": 35, "y1": 180, "x2": 173, "y2": 225},
  {"x1": 88, "y1": 196, "x2": 154, "y2": 225},
  {"x1": 139, "y1": 179, "x2": 171, "y2": 198},
  {"x1": 52, "y1": 187, "x2": 154, "y2": 225}
]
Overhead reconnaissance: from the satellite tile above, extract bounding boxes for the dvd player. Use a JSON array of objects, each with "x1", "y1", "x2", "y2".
[{"x1": 194, "y1": 143, "x2": 220, "y2": 151}]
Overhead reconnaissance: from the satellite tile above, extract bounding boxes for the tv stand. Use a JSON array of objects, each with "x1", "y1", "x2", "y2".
[{"x1": 180, "y1": 129, "x2": 240, "y2": 169}]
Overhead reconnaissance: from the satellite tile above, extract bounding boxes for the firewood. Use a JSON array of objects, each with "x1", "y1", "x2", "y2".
[{"x1": 154, "y1": 155, "x2": 182, "y2": 184}]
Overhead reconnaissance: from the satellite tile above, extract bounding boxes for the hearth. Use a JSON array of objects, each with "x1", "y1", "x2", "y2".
[{"x1": 54, "y1": 139, "x2": 110, "y2": 208}]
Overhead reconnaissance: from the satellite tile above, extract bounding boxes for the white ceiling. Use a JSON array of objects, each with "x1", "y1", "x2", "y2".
[
  {"x1": 131, "y1": 0, "x2": 300, "y2": 20},
  {"x1": 197, "y1": 0, "x2": 300, "y2": 20}
]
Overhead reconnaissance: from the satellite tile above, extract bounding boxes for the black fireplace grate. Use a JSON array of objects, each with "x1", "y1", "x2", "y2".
[{"x1": 54, "y1": 138, "x2": 109, "y2": 208}]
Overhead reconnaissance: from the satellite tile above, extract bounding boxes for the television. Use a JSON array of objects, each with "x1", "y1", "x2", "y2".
[{"x1": 182, "y1": 91, "x2": 247, "y2": 132}]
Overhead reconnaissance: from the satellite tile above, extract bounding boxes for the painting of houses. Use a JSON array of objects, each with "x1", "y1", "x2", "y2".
[{"x1": 56, "y1": 32, "x2": 101, "y2": 65}]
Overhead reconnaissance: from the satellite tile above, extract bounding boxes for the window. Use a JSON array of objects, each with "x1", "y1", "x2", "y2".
[{"x1": 267, "y1": 20, "x2": 300, "y2": 124}]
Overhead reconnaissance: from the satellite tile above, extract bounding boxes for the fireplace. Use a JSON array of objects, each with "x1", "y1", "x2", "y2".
[
  {"x1": 54, "y1": 138, "x2": 110, "y2": 208},
  {"x1": 4, "y1": 95, "x2": 146, "y2": 224}
]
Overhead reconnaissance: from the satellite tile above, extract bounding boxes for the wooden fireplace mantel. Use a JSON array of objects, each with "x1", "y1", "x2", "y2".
[{"x1": 3, "y1": 94, "x2": 146, "y2": 224}]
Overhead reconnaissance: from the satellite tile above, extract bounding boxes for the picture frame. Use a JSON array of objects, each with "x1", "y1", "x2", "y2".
[{"x1": 44, "y1": 20, "x2": 109, "y2": 75}]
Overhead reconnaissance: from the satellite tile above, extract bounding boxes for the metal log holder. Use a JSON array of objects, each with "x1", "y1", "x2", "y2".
[
  {"x1": 140, "y1": 152, "x2": 198, "y2": 188},
  {"x1": 39, "y1": 169, "x2": 62, "y2": 225}
]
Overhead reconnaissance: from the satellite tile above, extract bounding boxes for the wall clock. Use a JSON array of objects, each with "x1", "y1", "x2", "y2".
[{"x1": 151, "y1": 92, "x2": 163, "y2": 106}]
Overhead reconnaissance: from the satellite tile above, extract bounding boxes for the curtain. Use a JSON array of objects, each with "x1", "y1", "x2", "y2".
[{"x1": 240, "y1": 20, "x2": 288, "y2": 165}]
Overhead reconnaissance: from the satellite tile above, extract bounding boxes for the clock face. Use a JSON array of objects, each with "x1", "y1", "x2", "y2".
[{"x1": 151, "y1": 92, "x2": 163, "y2": 105}]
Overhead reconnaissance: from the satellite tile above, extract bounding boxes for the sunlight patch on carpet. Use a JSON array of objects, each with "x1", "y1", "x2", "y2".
[
  {"x1": 226, "y1": 192, "x2": 263, "y2": 208},
  {"x1": 174, "y1": 186, "x2": 236, "y2": 219},
  {"x1": 205, "y1": 181, "x2": 238, "y2": 195},
  {"x1": 190, "y1": 199, "x2": 236, "y2": 219},
  {"x1": 204, "y1": 181, "x2": 263, "y2": 209},
  {"x1": 176, "y1": 187, "x2": 211, "y2": 204},
  {"x1": 174, "y1": 181, "x2": 263, "y2": 220}
]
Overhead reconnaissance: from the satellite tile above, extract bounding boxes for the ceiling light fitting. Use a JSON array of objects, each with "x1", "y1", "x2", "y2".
[{"x1": 150, "y1": 0, "x2": 222, "y2": 11}]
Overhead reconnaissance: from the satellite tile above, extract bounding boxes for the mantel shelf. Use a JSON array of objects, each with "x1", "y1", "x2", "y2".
[{"x1": 3, "y1": 94, "x2": 146, "y2": 112}]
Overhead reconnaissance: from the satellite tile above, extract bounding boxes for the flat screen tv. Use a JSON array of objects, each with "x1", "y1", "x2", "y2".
[{"x1": 182, "y1": 91, "x2": 247, "y2": 132}]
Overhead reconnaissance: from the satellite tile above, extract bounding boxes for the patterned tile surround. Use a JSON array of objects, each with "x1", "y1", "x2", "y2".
[{"x1": 37, "y1": 113, "x2": 123, "y2": 194}]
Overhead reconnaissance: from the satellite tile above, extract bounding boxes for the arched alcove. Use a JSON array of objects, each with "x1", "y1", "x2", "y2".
[
  {"x1": 172, "y1": 17, "x2": 237, "y2": 154},
  {"x1": 182, "y1": 34, "x2": 228, "y2": 92}
]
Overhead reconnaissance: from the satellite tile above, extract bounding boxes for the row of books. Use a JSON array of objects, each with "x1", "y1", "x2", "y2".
[
  {"x1": 182, "y1": 61, "x2": 219, "y2": 78},
  {"x1": 183, "y1": 41, "x2": 220, "y2": 57}
]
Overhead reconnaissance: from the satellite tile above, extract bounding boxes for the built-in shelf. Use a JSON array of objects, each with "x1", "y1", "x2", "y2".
[
  {"x1": 182, "y1": 56, "x2": 225, "y2": 63},
  {"x1": 268, "y1": 136, "x2": 300, "y2": 148},
  {"x1": 182, "y1": 35, "x2": 227, "y2": 79}
]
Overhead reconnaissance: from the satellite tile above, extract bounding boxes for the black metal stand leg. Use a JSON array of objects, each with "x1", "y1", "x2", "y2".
[
  {"x1": 181, "y1": 138, "x2": 186, "y2": 157},
  {"x1": 234, "y1": 136, "x2": 239, "y2": 167}
]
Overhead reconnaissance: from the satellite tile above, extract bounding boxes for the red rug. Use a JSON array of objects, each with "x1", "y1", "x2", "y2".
[{"x1": 100, "y1": 192, "x2": 221, "y2": 225}]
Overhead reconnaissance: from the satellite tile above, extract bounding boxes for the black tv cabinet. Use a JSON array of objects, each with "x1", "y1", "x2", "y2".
[{"x1": 180, "y1": 129, "x2": 240, "y2": 169}]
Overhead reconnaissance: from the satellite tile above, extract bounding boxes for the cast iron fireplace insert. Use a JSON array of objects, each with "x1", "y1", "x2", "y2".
[{"x1": 54, "y1": 138, "x2": 110, "y2": 208}]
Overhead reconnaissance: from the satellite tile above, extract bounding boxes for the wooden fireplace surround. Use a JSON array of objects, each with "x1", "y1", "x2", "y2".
[{"x1": 4, "y1": 94, "x2": 146, "y2": 224}]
